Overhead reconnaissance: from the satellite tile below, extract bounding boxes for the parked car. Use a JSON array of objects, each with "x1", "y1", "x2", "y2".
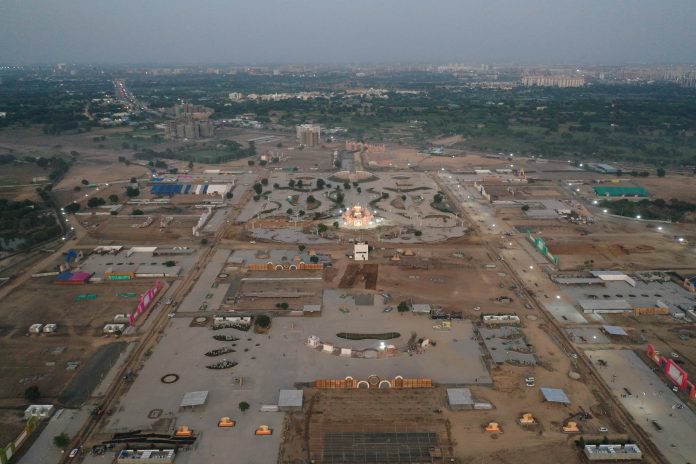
[
  {"x1": 69, "y1": 448, "x2": 80, "y2": 458},
  {"x1": 598, "y1": 427, "x2": 608, "y2": 433}
]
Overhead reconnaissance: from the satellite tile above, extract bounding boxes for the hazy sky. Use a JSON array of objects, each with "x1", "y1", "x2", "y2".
[{"x1": 1, "y1": 0, "x2": 695, "y2": 65}]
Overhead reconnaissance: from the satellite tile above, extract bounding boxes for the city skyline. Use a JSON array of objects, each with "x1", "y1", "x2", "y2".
[{"x1": 1, "y1": 0, "x2": 696, "y2": 65}]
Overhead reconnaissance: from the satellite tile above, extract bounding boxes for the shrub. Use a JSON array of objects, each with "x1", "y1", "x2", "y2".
[
  {"x1": 24, "y1": 385, "x2": 41, "y2": 402},
  {"x1": 53, "y1": 433, "x2": 70, "y2": 449},
  {"x1": 256, "y1": 315, "x2": 272, "y2": 328}
]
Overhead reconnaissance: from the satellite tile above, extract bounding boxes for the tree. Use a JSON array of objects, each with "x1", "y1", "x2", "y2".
[
  {"x1": 188, "y1": 160, "x2": 194, "y2": 169},
  {"x1": 657, "y1": 167, "x2": 666, "y2": 177},
  {"x1": 434, "y1": 193, "x2": 444, "y2": 203},
  {"x1": 414, "y1": 230, "x2": 423, "y2": 236},
  {"x1": 247, "y1": 160, "x2": 255, "y2": 166},
  {"x1": 298, "y1": 244, "x2": 306, "y2": 252},
  {"x1": 81, "y1": 179, "x2": 89, "y2": 185},
  {"x1": 24, "y1": 385, "x2": 41, "y2": 402},
  {"x1": 108, "y1": 194, "x2": 119, "y2": 204},
  {"x1": 125, "y1": 187, "x2": 140, "y2": 197},
  {"x1": 87, "y1": 197, "x2": 105, "y2": 208},
  {"x1": 333, "y1": 221, "x2": 339, "y2": 229},
  {"x1": 131, "y1": 209, "x2": 144, "y2": 215},
  {"x1": 286, "y1": 208, "x2": 293, "y2": 215},
  {"x1": 297, "y1": 179, "x2": 304, "y2": 188},
  {"x1": 129, "y1": 177, "x2": 137, "y2": 183},
  {"x1": 259, "y1": 160, "x2": 267, "y2": 166},
  {"x1": 316, "y1": 178, "x2": 325, "y2": 190},
  {"x1": 225, "y1": 192, "x2": 233, "y2": 199},
  {"x1": 64, "y1": 202, "x2": 80, "y2": 213},
  {"x1": 310, "y1": 255, "x2": 320, "y2": 263},
  {"x1": 201, "y1": 238, "x2": 209, "y2": 245},
  {"x1": 521, "y1": 204, "x2": 530, "y2": 212},
  {"x1": 261, "y1": 178, "x2": 269, "y2": 186},
  {"x1": 238, "y1": 401, "x2": 250, "y2": 412},
  {"x1": 53, "y1": 433, "x2": 70, "y2": 449},
  {"x1": 317, "y1": 224, "x2": 328, "y2": 234},
  {"x1": 73, "y1": 186, "x2": 81, "y2": 192},
  {"x1": 256, "y1": 314, "x2": 272, "y2": 328},
  {"x1": 397, "y1": 301, "x2": 410, "y2": 312},
  {"x1": 307, "y1": 195, "x2": 316, "y2": 203},
  {"x1": 288, "y1": 179, "x2": 296, "y2": 188},
  {"x1": 253, "y1": 183, "x2": 263, "y2": 195}
]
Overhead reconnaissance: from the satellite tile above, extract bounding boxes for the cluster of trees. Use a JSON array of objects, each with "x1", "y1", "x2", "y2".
[
  {"x1": 1, "y1": 155, "x2": 72, "y2": 182},
  {"x1": 133, "y1": 140, "x2": 256, "y2": 165},
  {"x1": 0, "y1": 199, "x2": 61, "y2": 250},
  {"x1": 600, "y1": 198, "x2": 696, "y2": 222}
]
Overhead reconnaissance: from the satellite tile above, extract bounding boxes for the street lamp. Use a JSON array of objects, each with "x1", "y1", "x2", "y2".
[
  {"x1": 529, "y1": 265, "x2": 534, "y2": 270},
  {"x1": 556, "y1": 295, "x2": 561, "y2": 300},
  {"x1": 603, "y1": 209, "x2": 608, "y2": 213},
  {"x1": 636, "y1": 215, "x2": 642, "y2": 219}
]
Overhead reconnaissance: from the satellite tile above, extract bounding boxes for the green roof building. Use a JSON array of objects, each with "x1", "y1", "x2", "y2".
[{"x1": 593, "y1": 186, "x2": 649, "y2": 197}]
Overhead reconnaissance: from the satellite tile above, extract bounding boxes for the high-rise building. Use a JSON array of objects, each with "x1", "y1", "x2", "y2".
[
  {"x1": 521, "y1": 76, "x2": 585, "y2": 88},
  {"x1": 296, "y1": 124, "x2": 321, "y2": 147},
  {"x1": 173, "y1": 102, "x2": 214, "y2": 120},
  {"x1": 164, "y1": 118, "x2": 214, "y2": 139}
]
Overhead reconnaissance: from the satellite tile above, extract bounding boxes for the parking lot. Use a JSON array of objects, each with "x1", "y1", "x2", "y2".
[{"x1": 587, "y1": 349, "x2": 696, "y2": 463}]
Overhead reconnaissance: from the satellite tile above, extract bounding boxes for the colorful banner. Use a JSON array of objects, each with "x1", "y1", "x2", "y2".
[{"x1": 128, "y1": 280, "x2": 164, "y2": 326}]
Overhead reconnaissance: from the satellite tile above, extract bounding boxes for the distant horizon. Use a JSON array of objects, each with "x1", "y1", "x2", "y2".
[
  {"x1": 2, "y1": 0, "x2": 695, "y2": 65},
  {"x1": 3, "y1": 61, "x2": 696, "y2": 68}
]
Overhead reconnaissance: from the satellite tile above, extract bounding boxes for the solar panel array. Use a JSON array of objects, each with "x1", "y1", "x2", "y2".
[{"x1": 322, "y1": 432, "x2": 439, "y2": 463}]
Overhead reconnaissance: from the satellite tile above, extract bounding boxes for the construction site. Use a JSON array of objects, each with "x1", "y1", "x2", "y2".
[{"x1": 0, "y1": 123, "x2": 695, "y2": 464}]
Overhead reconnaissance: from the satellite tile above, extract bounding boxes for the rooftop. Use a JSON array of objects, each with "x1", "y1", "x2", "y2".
[
  {"x1": 447, "y1": 388, "x2": 473, "y2": 406},
  {"x1": 180, "y1": 390, "x2": 208, "y2": 408},
  {"x1": 278, "y1": 389, "x2": 303, "y2": 408},
  {"x1": 540, "y1": 387, "x2": 570, "y2": 404}
]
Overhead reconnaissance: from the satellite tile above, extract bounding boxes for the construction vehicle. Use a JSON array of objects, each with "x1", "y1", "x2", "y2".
[
  {"x1": 218, "y1": 417, "x2": 236, "y2": 428},
  {"x1": 255, "y1": 425, "x2": 273, "y2": 436},
  {"x1": 562, "y1": 421, "x2": 581, "y2": 433},
  {"x1": 484, "y1": 422, "x2": 502, "y2": 433},
  {"x1": 175, "y1": 425, "x2": 193, "y2": 437}
]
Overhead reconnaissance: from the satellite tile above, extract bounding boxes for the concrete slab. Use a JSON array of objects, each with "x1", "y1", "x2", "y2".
[{"x1": 587, "y1": 349, "x2": 696, "y2": 463}]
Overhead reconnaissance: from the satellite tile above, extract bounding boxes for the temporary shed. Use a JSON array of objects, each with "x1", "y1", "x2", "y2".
[
  {"x1": 411, "y1": 304, "x2": 432, "y2": 314},
  {"x1": 578, "y1": 299, "x2": 633, "y2": 313},
  {"x1": 447, "y1": 388, "x2": 474, "y2": 410},
  {"x1": 602, "y1": 325, "x2": 628, "y2": 336},
  {"x1": 24, "y1": 404, "x2": 55, "y2": 420},
  {"x1": 180, "y1": 391, "x2": 208, "y2": 409},
  {"x1": 540, "y1": 387, "x2": 571, "y2": 404},
  {"x1": 278, "y1": 389, "x2": 303, "y2": 411}
]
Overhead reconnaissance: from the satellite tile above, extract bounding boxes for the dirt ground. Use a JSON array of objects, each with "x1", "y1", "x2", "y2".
[
  {"x1": 634, "y1": 174, "x2": 696, "y2": 203},
  {"x1": 280, "y1": 389, "x2": 453, "y2": 464},
  {"x1": 338, "y1": 263, "x2": 379, "y2": 290},
  {"x1": 363, "y1": 146, "x2": 510, "y2": 171},
  {"x1": 78, "y1": 212, "x2": 199, "y2": 244},
  {"x1": 0, "y1": 279, "x2": 154, "y2": 401}
]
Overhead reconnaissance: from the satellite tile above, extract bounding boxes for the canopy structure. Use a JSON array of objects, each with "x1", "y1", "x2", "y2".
[
  {"x1": 180, "y1": 391, "x2": 208, "y2": 409},
  {"x1": 540, "y1": 387, "x2": 570, "y2": 404}
]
